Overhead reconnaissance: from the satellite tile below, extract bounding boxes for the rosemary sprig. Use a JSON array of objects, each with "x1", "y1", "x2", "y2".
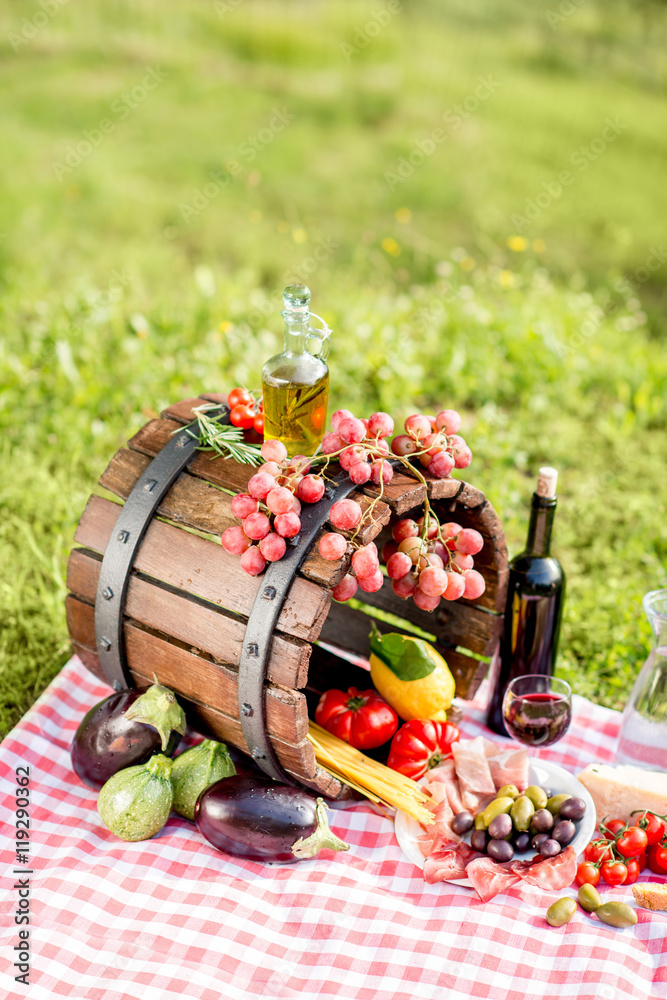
[{"x1": 182, "y1": 403, "x2": 263, "y2": 466}]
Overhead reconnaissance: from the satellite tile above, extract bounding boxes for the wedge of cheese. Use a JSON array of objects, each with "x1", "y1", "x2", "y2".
[{"x1": 577, "y1": 763, "x2": 667, "y2": 825}]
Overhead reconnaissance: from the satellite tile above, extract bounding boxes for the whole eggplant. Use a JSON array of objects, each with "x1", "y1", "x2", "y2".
[
  {"x1": 195, "y1": 775, "x2": 349, "y2": 863},
  {"x1": 71, "y1": 684, "x2": 184, "y2": 790}
]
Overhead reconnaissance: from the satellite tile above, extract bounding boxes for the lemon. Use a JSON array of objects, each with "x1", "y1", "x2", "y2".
[{"x1": 369, "y1": 628, "x2": 455, "y2": 721}]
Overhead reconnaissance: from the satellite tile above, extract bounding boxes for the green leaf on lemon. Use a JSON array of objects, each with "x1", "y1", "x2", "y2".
[{"x1": 369, "y1": 626, "x2": 435, "y2": 681}]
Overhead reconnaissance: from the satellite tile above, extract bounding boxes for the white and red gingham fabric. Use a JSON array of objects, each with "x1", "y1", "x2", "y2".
[{"x1": 1, "y1": 656, "x2": 665, "y2": 1000}]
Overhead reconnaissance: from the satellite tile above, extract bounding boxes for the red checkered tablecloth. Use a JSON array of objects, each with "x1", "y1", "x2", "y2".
[{"x1": 1, "y1": 656, "x2": 665, "y2": 1000}]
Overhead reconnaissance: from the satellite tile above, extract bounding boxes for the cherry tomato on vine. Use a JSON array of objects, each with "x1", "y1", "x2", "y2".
[
  {"x1": 584, "y1": 840, "x2": 614, "y2": 864},
  {"x1": 315, "y1": 687, "x2": 399, "y2": 750},
  {"x1": 230, "y1": 403, "x2": 256, "y2": 430},
  {"x1": 253, "y1": 413, "x2": 265, "y2": 435},
  {"x1": 228, "y1": 387, "x2": 253, "y2": 409},
  {"x1": 576, "y1": 862, "x2": 601, "y2": 887},
  {"x1": 616, "y1": 825, "x2": 648, "y2": 858},
  {"x1": 631, "y1": 810, "x2": 667, "y2": 846},
  {"x1": 647, "y1": 842, "x2": 667, "y2": 876},
  {"x1": 623, "y1": 858, "x2": 642, "y2": 885},
  {"x1": 600, "y1": 860, "x2": 628, "y2": 887},
  {"x1": 600, "y1": 818, "x2": 626, "y2": 838}
]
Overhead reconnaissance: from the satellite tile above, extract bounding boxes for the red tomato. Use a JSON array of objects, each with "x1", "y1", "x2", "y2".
[
  {"x1": 386, "y1": 720, "x2": 460, "y2": 780},
  {"x1": 647, "y1": 842, "x2": 667, "y2": 876},
  {"x1": 228, "y1": 387, "x2": 253, "y2": 409},
  {"x1": 616, "y1": 825, "x2": 648, "y2": 858},
  {"x1": 584, "y1": 839, "x2": 614, "y2": 864},
  {"x1": 576, "y1": 862, "x2": 601, "y2": 887},
  {"x1": 253, "y1": 413, "x2": 265, "y2": 435},
  {"x1": 631, "y1": 810, "x2": 667, "y2": 846},
  {"x1": 230, "y1": 403, "x2": 256, "y2": 429},
  {"x1": 600, "y1": 817, "x2": 626, "y2": 838},
  {"x1": 623, "y1": 858, "x2": 641, "y2": 885},
  {"x1": 315, "y1": 687, "x2": 398, "y2": 750},
  {"x1": 637, "y1": 851, "x2": 648, "y2": 871},
  {"x1": 600, "y1": 860, "x2": 628, "y2": 887}
]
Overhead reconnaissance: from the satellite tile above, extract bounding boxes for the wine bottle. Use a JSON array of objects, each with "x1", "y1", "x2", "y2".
[{"x1": 486, "y1": 467, "x2": 566, "y2": 737}]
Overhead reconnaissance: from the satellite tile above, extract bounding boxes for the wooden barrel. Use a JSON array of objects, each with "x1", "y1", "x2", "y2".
[{"x1": 66, "y1": 393, "x2": 509, "y2": 798}]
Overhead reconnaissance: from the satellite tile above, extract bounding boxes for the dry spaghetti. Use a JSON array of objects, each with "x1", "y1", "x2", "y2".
[{"x1": 308, "y1": 722, "x2": 434, "y2": 825}]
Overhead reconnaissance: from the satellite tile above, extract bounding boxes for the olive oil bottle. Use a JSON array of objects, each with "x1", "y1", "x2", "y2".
[{"x1": 261, "y1": 284, "x2": 331, "y2": 457}]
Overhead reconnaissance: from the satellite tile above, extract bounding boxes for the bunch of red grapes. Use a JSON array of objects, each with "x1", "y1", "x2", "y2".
[
  {"x1": 220, "y1": 397, "x2": 484, "y2": 606},
  {"x1": 380, "y1": 518, "x2": 485, "y2": 611},
  {"x1": 221, "y1": 439, "x2": 328, "y2": 576}
]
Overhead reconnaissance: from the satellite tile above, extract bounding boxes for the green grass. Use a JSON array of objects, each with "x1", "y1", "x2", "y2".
[{"x1": 1, "y1": 0, "x2": 666, "y2": 735}]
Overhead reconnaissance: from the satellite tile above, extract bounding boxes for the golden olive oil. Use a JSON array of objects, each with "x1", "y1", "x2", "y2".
[
  {"x1": 261, "y1": 284, "x2": 331, "y2": 457},
  {"x1": 262, "y1": 371, "x2": 329, "y2": 458}
]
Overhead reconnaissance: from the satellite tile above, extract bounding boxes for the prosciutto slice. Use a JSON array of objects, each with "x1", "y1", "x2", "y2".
[
  {"x1": 452, "y1": 737, "x2": 496, "y2": 812},
  {"x1": 512, "y1": 846, "x2": 576, "y2": 891},
  {"x1": 423, "y1": 759, "x2": 464, "y2": 816},
  {"x1": 423, "y1": 841, "x2": 483, "y2": 884},
  {"x1": 465, "y1": 857, "x2": 521, "y2": 902},
  {"x1": 486, "y1": 746, "x2": 530, "y2": 792}
]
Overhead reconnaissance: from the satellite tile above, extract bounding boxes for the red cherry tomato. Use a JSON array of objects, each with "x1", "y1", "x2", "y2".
[
  {"x1": 386, "y1": 720, "x2": 460, "y2": 780},
  {"x1": 637, "y1": 851, "x2": 648, "y2": 871},
  {"x1": 623, "y1": 858, "x2": 642, "y2": 885},
  {"x1": 631, "y1": 810, "x2": 667, "y2": 846},
  {"x1": 647, "y1": 842, "x2": 667, "y2": 876},
  {"x1": 230, "y1": 403, "x2": 256, "y2": 429},
  {"x1": 600, "y1": 818, "x2": 626, "y2": 838},
  {"x1": 228, "y1": 387, "x2": 253, "y2": 409},
  {"x1": 584, "y1": 839, "x2": 614, "y2": 864},
  {"x1": 616, "y1": 825, "x2": 648, "y2": 858},
  {"x1": 576, "y1": 862, "x2": 601, "y2": 887},
  {"x1": 253, "y1": 412, "x2": 265, "y2": 435},
  {"x1": 315, "y1": 687, "x2": 399, "y2": 751},
  {"x1": 600, "y1": 860, "x2": 628, "y2": 887}
]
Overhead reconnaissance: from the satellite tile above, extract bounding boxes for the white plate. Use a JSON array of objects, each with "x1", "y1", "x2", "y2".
[{"x1": 395, "y1": 758, "x2": 596, "y2": 884}]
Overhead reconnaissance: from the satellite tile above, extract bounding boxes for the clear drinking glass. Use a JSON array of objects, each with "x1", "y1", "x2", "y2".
[
  {"x1": 502, "y1": 675, "x2": 572, "y2": 750},
  {"x1": 616, "y1": 589, "x2": 667, "y2": 771}
]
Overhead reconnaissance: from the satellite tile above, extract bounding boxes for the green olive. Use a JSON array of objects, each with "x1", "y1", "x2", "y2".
[
  {"x1": 524, "y1": 785, "x2": 548, "y2": 809},
  {"x1": 474, "y1": 813, "x2": 487, "y2": 830},
  {"x1": 596, "y1": 902, "x2": 638, "y2": 928},
  {"x1": 546, "y1": 897, "x2": 577, "y2": 927},
  {"x1": 481, "y1": 796, "x2": 515, "y2": 827},
  {"x1": 546, "y1": 793, "x2": 571, "y2": 815},
  {"x1": 510, "y1": 795, "x2": 535, "y2": 832},
  {"x1": 496, "y1": 784, "x2": 520, "y2": 799},
  {"x1": 578, "y1": 884, "x2": 602, "y2": 913}
]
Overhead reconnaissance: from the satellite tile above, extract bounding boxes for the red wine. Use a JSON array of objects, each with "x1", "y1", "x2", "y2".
[
  {"x1": 487, "y1": 468, "x2": 566, "y2": 736},
  {"x1": 504, "y1": 692, "x2": 572, "y2": 747}
]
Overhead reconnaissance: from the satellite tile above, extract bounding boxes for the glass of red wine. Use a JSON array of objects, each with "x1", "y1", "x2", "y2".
[{"x1": 502, "y1": 675, "x2": 572, "y2": 751}]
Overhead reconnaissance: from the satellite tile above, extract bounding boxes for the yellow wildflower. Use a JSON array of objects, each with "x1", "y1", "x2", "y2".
[
  {"x1": 499, "y1": 269, "x2": 515, "y2": 288},
  {"x1": 381, "y1": 237, "x2": 401, "y2": 257},
  {"x1": 395, "y1": 207, "x2": 412, "y2": 224},
  {"x1": 507, "y1": 236, "x2": 528, "y2": 252},
  {"x1": 292, "y1": 228, "x2": 307, "y2": 243}
]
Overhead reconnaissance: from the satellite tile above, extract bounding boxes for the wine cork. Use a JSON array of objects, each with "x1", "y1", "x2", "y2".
[{"x1": 536, "y1": 466, "x2": 558, "y2": 499}]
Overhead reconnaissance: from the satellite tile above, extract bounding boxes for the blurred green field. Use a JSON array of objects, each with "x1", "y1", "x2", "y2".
[{"x1": 1, "y1": 0, "x2": 666, "y2": 735}]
